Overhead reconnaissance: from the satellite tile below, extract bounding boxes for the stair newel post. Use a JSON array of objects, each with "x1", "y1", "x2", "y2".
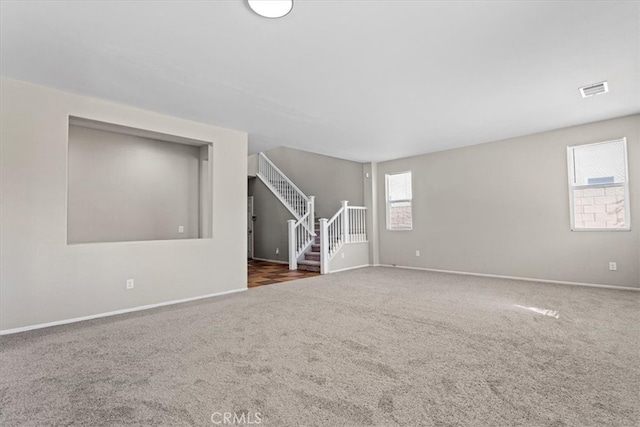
[
  {"x1": 341, "y1": 200, "x2": 349, "y2": 244},
  {"x1": 288, "y1": 219, "x2": 297, "y2": 270},
  {"x1": 319, "y1": 218, "x2": 329, "y2": 274},
  {"x1": 308, "y1": 196, "x2": 315, "y2": 234}
]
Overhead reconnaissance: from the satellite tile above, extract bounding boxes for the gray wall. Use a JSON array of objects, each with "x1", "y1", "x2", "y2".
[
  {"x1": 68, "y1": 126, "x2": 201, "y2": 243},
  {"x1": 377, "y1": 114, "x2": 639, "y2": 288},
  {"x1": 264, "y1": 146, "x2": 365, "y2": 218},
  {"x1": 329, "y1": 242, "x2": 370, "y2": 272},
  {"x1": 0, "y1": 77, "x2": 248, "y2": 332},
  {"x1": 250, "y1": 147, "x2": 365, "y2": 262},
  {"x1": 248, "y1": 177, "x2": 292, "y2": 263}
]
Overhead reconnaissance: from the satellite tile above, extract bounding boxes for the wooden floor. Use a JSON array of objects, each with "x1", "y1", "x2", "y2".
[{"x1": 248, "y1": 259, "x2": 319, "y2": 288}]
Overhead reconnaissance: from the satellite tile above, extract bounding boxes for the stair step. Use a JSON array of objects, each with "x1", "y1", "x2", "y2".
[
  {"x1": 305, "y1": 252, "x2": 320, "y2": 261},
  {"x1": 311, "y1": 244, "x2": 320, "y2": 251},
  {"x1": 297, "y1": 259, "x2": 320, "y2": 272}
]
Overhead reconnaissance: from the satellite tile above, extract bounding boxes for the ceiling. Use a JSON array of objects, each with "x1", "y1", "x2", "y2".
[{"x1": 1, "y1": 0, "x2": 638, "y2": 162}]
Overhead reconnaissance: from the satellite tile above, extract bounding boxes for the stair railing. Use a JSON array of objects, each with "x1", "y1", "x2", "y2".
[
  {"x1": 257, "y1": 152, "x2": 309, "y2": 221},
  {"x1": 257, "y1": 152, "x2": 316, "y2": 270},
  {"x1": 346, "y1": 206, "x2": 367, "y2": 243},
  {"x1": 319, "y1": 201, "x2": 367, "y2": 274},
  {"x1": 288, "y1": 196, "x2": 315, "y2": 270}
]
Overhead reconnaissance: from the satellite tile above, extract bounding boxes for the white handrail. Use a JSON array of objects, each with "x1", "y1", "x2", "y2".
[
  {"x1": 327, "y1": 206, "x2": 343, "y2": 224},
  {"x1": 325, "y1": 203, "x2": 345, "y2": 260},
  {"x1": 257, "y1": 153, "x2": 310, "y2": 220},
  {"x1": 347, "y1": 206, "x2": 367, "y2": 243},
  {"x1": 288, "y1": 209, "x2": 315, "y2": 270},
  {"x1": 320, "y1": 201, "x2": 368, "y2": 273}
]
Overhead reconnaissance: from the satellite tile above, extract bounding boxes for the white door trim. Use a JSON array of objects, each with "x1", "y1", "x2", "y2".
[{"x1": 247, "y1": 196, "x2": 254, "y2": 259}]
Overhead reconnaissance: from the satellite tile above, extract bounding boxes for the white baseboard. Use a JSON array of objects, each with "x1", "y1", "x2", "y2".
[
  {"x1": 376, "y1": 264, "x2": 639, "y2": 291},
  {"x1": 252, "y1": 257, "x2": 289, "y2": 265},
  {"x1": 329, "y1": 264, "x2": 370, "y2": 274},
  {"x1": 0, "y1": 288, "x2": 247, "y2": 336}
]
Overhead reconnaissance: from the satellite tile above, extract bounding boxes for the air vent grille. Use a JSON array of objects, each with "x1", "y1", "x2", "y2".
[{"x1": 579, "y1": 81, "x2": 609, "y2": 98}]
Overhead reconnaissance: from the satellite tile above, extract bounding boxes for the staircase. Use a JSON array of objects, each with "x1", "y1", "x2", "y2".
[
  {"x1": 256, "y1": 153, "x2": 315, "y2": 271},
  {"x1": 256, "y1": 152, "x2": 368, "y2": 274},
  {"x1": 297, "y1": 221, "x2": 321, "y2": 272}
]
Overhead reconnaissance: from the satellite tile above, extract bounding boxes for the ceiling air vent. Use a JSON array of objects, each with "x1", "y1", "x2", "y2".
[{"x1": 579, "y1": 81, "x2": 609, "y2": 98}]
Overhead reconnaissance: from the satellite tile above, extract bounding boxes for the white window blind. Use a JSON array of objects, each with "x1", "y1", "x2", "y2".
[
  {"x1": 567, "y1": 138, "x2": 630, "y2": 231},
  {"x1": 386, "y1": 171, "x2": 412, "y2": 230}
]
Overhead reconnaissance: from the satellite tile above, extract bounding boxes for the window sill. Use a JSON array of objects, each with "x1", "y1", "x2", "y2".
[{"x1": 570, "y1": 228, "x2": 631, "y2": 232}]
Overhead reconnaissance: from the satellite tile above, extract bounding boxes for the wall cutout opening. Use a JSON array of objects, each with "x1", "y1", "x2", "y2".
[{"x1": 67, "y1": 117, "x2": 213, "y2": 244}]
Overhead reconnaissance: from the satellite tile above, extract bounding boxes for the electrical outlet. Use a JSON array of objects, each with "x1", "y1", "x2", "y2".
[
  {"x1": 275, "y1": 248, "x2": 279, "y2": 255},
  {"x1": 178, "y1": 226, "x2": 184, "y2": 233},
  {"x1": 415, "y1": 250, "x2": 420, "y2": 257},
  {"x1": 126, "y1": 279, "x2": 135, "y2": 290},
  {"x1": 341, "y1": 253, "x2": 345, "y2": 259},
  {"x1": 609, "y1": 262, "x2": 617, "y2": 271}
]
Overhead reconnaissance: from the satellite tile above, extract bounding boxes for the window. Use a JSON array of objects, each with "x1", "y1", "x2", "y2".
[
  {"x1": 386, "y1": 171, "x2": 412, "y2": 230},
  {"x1": 567, "y1": 138, "x2": 630, "y2": 231}
]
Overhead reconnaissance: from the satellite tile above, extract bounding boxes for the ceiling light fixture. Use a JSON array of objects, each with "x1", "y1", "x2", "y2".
[{"x1": 248, "y1": 0, "x2": 293, "y2": 19}]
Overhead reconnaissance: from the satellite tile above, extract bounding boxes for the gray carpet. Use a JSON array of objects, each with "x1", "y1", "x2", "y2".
[{"x1": 1, "y1": 267, "x2": 639, "y2": 426}]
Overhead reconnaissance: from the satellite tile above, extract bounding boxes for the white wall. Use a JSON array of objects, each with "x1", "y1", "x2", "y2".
[
  {"x1": 376, "y1": 114, "x2": 639, "y2": 288},
  {"x1": 247, "y1": 153, "x2": 258, "y2": 177},
  {"x1": 0, "y1": 77, "x2": 248, "y2": 331}
]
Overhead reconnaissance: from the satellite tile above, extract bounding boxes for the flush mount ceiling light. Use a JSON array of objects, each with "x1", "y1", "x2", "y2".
[
  {"x1": 248, "y1": 0, "x2": 293, "y2": 19},
  {"x1": 579, "y1": 81, "x2": 609, "y2": 98}
]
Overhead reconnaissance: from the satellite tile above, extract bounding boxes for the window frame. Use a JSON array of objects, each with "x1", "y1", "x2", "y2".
[
  {"x1": 385, "y1": 171, "x2": 413, "y2": 231},
  {"x1": 567, "y1": 137, "x2": 630, "y2": 232}
]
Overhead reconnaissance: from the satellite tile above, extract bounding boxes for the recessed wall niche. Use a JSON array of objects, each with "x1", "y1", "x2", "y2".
[{"x1": 67, "y1": 117, "x2": 212, "y2": 244}]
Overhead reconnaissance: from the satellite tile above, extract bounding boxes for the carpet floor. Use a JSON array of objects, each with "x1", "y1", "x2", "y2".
[{"x1": 1, "y1": 267, "x2": 638, "y2": 426}]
